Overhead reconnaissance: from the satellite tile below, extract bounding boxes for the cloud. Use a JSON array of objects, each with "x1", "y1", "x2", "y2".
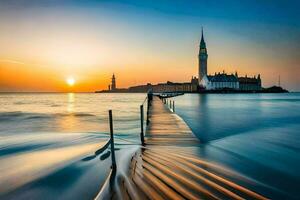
[{"x1": 0, "y1": 59, "x2": 26, "y2": 65}]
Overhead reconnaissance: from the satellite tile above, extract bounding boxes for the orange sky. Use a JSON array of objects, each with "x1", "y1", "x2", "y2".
[{"x1": 0, "y1": 2, "x2": 299, "y2": 92}]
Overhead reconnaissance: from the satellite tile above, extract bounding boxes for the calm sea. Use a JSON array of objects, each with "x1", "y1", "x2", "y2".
[
  {"x1": 0, "y1": 93, "x2": 146, "y2": 135},
  {"x1": 172, "y1": 93, "x2": 300, "y2": 199},
  {"x1": 0, "y1": 93, "x2": 300, "y2": 199},
  {"x1": 0, "y1": 93, "x2": 145, "y2": 199}
]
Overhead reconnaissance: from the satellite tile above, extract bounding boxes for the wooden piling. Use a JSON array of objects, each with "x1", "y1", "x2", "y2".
[
  {"x1": 140, "y1": 105, "x2": 145, "y2": 145},
  {"x1": 146, "y1": 100, "x2": 150, "y2": 125},
  {"x1": 108, "y1": 110, "x2": 117, "y2": 170},
  {"x1": 173, "y1": 101, "x2": 175, "y2": 112}
]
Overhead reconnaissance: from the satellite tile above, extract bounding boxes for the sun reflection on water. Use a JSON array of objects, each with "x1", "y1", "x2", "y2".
[{"x1": 67, "y1": 93, "x2": 75, "y2": 113}]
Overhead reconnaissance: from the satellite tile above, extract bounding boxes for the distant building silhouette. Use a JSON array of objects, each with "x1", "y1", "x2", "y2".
[
  {"x1": 111, "y1": 74, "x2": 116, "y2": 90},
  {"x1": 100, "y1": 73, "x2": 128, "y2": 93},
  {"x1": 127, "y1": 81, "x2": 198, "y2": 93},
  {"x1": 239, "y1": 74, "x2": 261, "y2": 91}
]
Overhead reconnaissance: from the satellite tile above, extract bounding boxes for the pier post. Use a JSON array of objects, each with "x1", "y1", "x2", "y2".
[
  {"x1": 140, "y1": 105, "x2": 145, "y2": 145},
  {"x1": 109, "y1": 110, "x2": 117, "y2": 170},
  {"x1": 146, "y1": 98, "x2": 150, "y2": 125},
  {"x1": 173, "y1": 101, "x2": 175, "y2": 112}
]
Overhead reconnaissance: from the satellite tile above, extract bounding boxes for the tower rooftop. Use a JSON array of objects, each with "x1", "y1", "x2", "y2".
[{"x1": 200, "y1": 27, "x2": 206, "y2": 49}]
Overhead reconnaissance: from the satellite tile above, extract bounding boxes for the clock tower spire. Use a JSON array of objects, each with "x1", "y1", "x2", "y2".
[{"x1": 198, "y1": 27, "x2": 208, "y2": 85}]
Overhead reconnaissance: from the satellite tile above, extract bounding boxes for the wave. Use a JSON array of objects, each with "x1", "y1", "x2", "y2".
[
  {"x1": 14, "y1": 102, "x2": 28, "y2": 105},
  {"x1": 0, "y1": 111, "x2": 99, "y2": 122},
  {"x1": 0, "y1": 111, "x2": 25, "y2": 120},
  {"x1": 55, "y1": 113, "x2": 97, "y2": 117},
  {"x1": 0, "y1": 112, "x2": 53, "y2": 121},
  {"x1": 50, "y1": 104, "x2": 61, "y2": 107},
  {"x1": 113, "y1": 117, "x2": 140, "y2": 122}
]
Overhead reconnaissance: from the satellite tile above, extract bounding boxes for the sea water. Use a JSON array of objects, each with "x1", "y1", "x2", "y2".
[
  {"x1": 1, "y1": 92, "x2": 300, "y2": 199},
  {"x1": 0, "y1": 93, "x2": 146, "y2": 135},
  {"x1": 172, "y1": 93, "x2": 300, "y2": 199},
  {"x1": 0, "y1": 93, "x2": 145, "y2": 199}
]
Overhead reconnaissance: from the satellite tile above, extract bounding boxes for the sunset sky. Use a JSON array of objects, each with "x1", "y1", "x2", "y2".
[{"x1": 0, "y1": 0, "x2": 299, "y2": 92}]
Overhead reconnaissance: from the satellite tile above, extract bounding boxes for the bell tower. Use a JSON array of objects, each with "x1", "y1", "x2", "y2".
[{"x1": 198, "y1": 27, "x2": 208, "y2": 84}]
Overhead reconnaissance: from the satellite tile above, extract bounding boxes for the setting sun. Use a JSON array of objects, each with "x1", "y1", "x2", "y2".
[{"x1": 66, "y1": 77, "x2": 75, "y2": 86}]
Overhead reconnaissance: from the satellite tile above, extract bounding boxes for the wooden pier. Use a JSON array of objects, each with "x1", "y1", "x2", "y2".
[
  {"x1": 145, "y1": 96, "x2": 199, "y2": 146},
  {"x1": 122, "y1": 96, "x2": 268, "y2": 200},
  {"x1": 95, "y1": 95, "x2": 268, "y2": 200}
]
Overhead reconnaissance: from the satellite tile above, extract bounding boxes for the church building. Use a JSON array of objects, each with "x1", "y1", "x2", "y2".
[{"x1": 198, "y1": 28, "x2": 261, "y2": 91}]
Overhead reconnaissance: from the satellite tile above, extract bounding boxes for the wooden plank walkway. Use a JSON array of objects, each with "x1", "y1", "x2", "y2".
[
  {"x1": 120, "y1": 96, "x2": 268, "y2": 200},
  {"x1": 145, "y1": 96, "x2": 200, "y2": 146}
]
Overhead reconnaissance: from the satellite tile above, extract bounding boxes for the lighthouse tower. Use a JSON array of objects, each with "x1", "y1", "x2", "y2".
[{"x1": 111, "y1": 74, "x2": 116, "y2": 91}]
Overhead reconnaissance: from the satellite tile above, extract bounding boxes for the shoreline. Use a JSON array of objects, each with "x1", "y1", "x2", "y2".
[
  {"x1": 96, "y1": 85, "x2": 289, "y2": 94},
  {"x1": 95, "y1": 90, "x2": 289, "y2": 94}
]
